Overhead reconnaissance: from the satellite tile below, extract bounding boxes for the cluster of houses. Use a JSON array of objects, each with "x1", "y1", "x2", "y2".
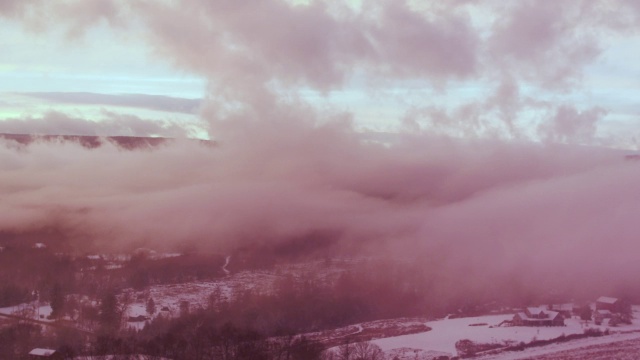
[{"x1": 511, "y1": 296, "x2": 631, "y2": 327}]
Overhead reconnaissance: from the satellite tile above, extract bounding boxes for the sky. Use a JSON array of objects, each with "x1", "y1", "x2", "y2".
[
  {"x1": 1, "y1": 0, "x2": 640, "y2": 145},
  {"x1": 2, "y1": 0, "x2": 640, "y2": 298}
]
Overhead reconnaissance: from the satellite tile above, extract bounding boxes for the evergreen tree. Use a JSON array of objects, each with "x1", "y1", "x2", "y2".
[
  {"x1": 50, "y1": 284, "x2": 64, "y2": 319},
  {"x1": 99, "y1": 291, "x2": 120, "y2": 334},
  {"x1": 579, "y1": 306, "x2": 592, "y2": 322},
  {"x1": 146, "y1": 297, "x2": 156, "y2": 316}
]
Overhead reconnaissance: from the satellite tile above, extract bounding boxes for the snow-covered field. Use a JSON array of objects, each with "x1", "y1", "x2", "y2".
[
  {"x1": 477, "y1": 332, "x2": 640, "y2": 360},
  {"x1": 371, "y1": 312, "x2": 640, "y2": 358},
  {"x1": 0, "y1": 302, "x2": 52, "y2": 321}
]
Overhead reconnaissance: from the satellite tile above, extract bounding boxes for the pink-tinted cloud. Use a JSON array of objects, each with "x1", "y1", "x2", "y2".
[
  {"x1": 4, "y1": 0, "x2": 635, "y2": 144},
  {"x1": 0, "y1": 111, "x2": 192, "y2": 138},
  {"x1": 538, "y1": 105, "x2": 607, "y2": 143},
  {"x1": 21, "y1": 92, "x2": 201, "y2": 114},
  {"x1": 0, "y1": 123, "x2": 635, "y2": 297},
  {"x1": 0, "y1": 0, "x2": 33, "y2": 17}
]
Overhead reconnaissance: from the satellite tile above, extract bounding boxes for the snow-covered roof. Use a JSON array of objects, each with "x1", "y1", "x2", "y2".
[
  {"x1": 597, "y1": 296, "x2": 619, "y2": 304},
  {"x1": 526, "y1": 307, "x2": 546, "y2": 315},
  {"x1": 518, "y1": 309, "x2": 561, "y2": 320},
  {"x1": 29, "y1": 348, "x2": 57, "y2": 356},
  {"x1": 547, "y1": 310, "x2": 561, "y2": 319}
]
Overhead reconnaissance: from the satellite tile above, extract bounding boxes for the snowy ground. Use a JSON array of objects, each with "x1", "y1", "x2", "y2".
[
  {"x1": 477, "y1": 332, "x2": 640, "y2": 360},
  {"x1": 0, "y1": 302, "x2": 52, "y2": 321},
  {"x1": 371, "y1": 312, "x2": 640, "y2": 358},
  {"x1": 125, "y1": 270, "x2": 278, "y2": 318}
]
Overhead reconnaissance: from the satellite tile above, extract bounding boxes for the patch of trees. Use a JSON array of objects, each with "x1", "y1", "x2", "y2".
[
  {"x1": 0, "y1": 246, "x2": 77, "y2": 307},
  {"x1": 0, "y1": 284, "x2": 32, "y2": 307},
  {"x1": 324, "y1": 340, "x2": 385, "y2": 360},
  {"x1": 205, "y1": 270, "x2": 433, "y2": 337},
  {"x1": 81, "y1": 315, "x2": 324, "y2": 360},
  {"x1": 455, "y1": 339, "x2": 504, "y2": 357},
  {"x1": 0, "y1": 323, "x2": 45, "y2": 359},
  {"x1": 78, "y1": 314, "x2": 392, "y2": 360},
  {"x1": 231, "y1": 230, "x2": 342, "y2": 270},
  {"x1": 124, "y1": 253, "x2": 226, "y2": 289}
]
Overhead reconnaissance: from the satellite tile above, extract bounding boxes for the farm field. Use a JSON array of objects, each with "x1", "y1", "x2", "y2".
[{"x1": 370, "y1": 312, "x2": 640, "y2": 358}]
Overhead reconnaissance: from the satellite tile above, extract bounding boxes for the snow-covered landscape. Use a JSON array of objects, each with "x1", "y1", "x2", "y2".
[
  {"x1": 6, "y1": 0, "x2": 640, "y2": 358},
  {"x1": 5, "y1": 251, "x2": 640, "y2": 360},
  {"x1": 370, "y1": 312, "x2": 640, "y2": 359}
]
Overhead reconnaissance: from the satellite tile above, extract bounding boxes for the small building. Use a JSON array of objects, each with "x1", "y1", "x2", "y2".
[
  {"x1": 513, "y1": 307, "x2": 564, "y2": 327},
  {"x1": 548, "y1": 304, "x2": 574, "y2": 318},
  {"x1": 596, "y1": 296, "x2": 624, "y2": 313},
  {"x1": 28, "y1": 348, "x2": 62, "y2": 359},
  {"x1": 594, "y1": 309, "x2": 612, "y2": 325}
]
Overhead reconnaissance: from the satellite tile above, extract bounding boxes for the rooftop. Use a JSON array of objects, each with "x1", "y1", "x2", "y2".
[
  {"x1": 29, "y1": 348, "x2": 57, "y2": 356},
  {"x1": 597, "y1": 296, "x2": 619, "y2": 304}
]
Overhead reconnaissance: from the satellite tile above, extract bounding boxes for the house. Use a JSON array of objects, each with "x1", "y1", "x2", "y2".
[
  {"x1": 28, "y1": 348, "x2": 62, "y2": 359},
  {"x1": 548, "y1": 304, "x2": 574, "y2": 318},
  {"x1": 512, "y1": 307, "x2": 565, "y2": 326},
  {"x1": 594, "y1": 309, "x2": 612, "y2": 325},
  {"x1": 596, "y1": 296, "x2": 625, "y2": 313}
]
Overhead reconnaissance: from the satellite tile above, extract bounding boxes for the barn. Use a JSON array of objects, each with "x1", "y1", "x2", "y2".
[{"x1": 596, "y1": 297, "x2": 624, "y2": 313}]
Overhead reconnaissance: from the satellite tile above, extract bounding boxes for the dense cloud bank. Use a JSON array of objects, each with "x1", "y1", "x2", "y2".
[{"x1": 0, "y1": 128, "x2": 638, "y2": 296}]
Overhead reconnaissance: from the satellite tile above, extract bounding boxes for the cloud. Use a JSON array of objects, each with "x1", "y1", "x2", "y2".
[
  {"x1": 0, "y1": 0, "x2": 33, "y2": 17},
  {"x1": 20, "y1": 92, "x2": 201, "y2": 114},
  {"x1": 0, "y1": 111, "x2": 193, "y2": 138},
  {"x1": 487, "y1": 1, "x2": 603, "y2": 89},
  {"x1": 3, "y1": 0, "x2": 636, "y2": 143},
  {"x1": 131, "y1": 0, "x2": 481, "y2": 125},
  {"x1": 538, "y1": 105, "x2": 607, "y2": 143},
  {"x1": 0, "y1": 122, "x2": 636, "y2": 297}
]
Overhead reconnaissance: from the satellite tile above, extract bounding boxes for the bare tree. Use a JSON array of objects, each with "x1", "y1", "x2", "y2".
[
  {"x1": 336, "y1": 339, "x2": 354, "y2": 360},
  {"x1": 352, "y1": 341, "x2": 384, "y2": 360}
]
